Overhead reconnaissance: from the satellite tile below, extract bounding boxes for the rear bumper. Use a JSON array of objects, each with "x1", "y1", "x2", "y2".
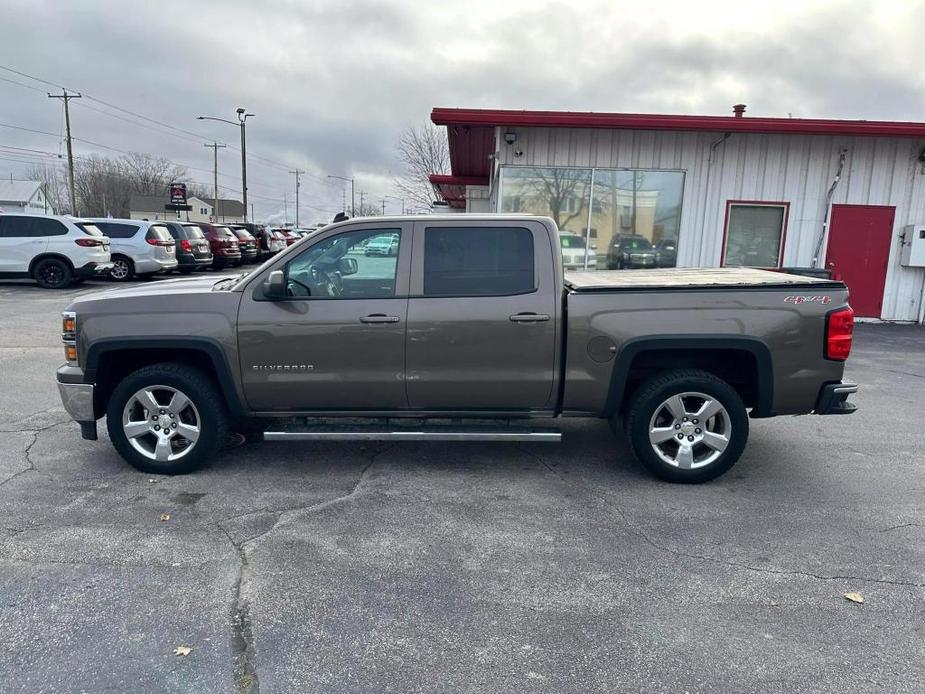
[
  {"x1": 136, "y1": 257, "x2": 179, "y2": 274},
  {"x1": 74, "y1": 261, "x2": 114, "y2": 278},
  {"x1": 814, "y1": 381, "x2": 858, "y2": 415},
  {"x1": 177, "y1": 252, "x2": 213, "y2": 269}
]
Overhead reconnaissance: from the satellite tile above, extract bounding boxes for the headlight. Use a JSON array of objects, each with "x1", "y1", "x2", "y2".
[{"x1": 62, "y1": 311, "x2": 78, "y2": 365}]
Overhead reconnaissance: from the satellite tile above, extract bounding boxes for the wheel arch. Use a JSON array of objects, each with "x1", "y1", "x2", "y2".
[
  {"x1": 85, "y1": 337, "x2": 246, "y2": 418},
  {"x1": 604, "y1": 335, "x2": 774, "y2": 419},
  {"x1": 29, "y1": 253, "x2": 75, "y2": 277}
]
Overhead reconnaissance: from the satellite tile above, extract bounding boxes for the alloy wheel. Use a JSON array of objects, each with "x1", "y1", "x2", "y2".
[
  {"x1": 110, "y1": 259, "x2": 129, "y2": 280},
  {"x1": 40, "y1": 263, "x2": 64, "y2": 287},
  {"x1": 647, "y1": 391, "x2": 731, "y2": 469},
  {"x1": 121, "y1": 385, "x2": 201, "y2": 462}
]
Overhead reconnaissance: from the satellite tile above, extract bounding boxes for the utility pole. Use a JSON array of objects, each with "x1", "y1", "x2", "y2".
[
  {"x1": 284, "y1": 192, "x2": 288, "y2": 226},
  {"x1": 359, "y1": 191, "x2": 365, "y2": 213},
  {"x1": 204, "y1": 142, "x2": 226, "y2": 222},
  {"x1": 381, "y1": 198, "x2": 386, "y2": 215},
  {"x1": 197, "y1": 108, "x2": 253, "y2": 223},
  {"x1": 289, "y1": 169, "x2": 303, "y2": 227},
  {"x1": 48, "y1": 89, "x2": 81, "y2": 215},
  {"x1": 251, "y1": 204, "x2": 255, "y2": 223},
  {"x1": 327, "y1": 175, "x2": 355, "y2": 216}
]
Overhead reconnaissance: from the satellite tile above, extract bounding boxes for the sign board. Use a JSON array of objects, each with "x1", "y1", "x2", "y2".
[{"x1": 169, "y1": 182, "x2": 187, "y2": 205}]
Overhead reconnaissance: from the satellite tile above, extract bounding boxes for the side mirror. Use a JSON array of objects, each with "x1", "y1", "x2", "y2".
[
  {"x1": 263, "y1": 269, "x2": 286, "y2": 299},
  {"x1": 337, "y1": 257, "x2": 358, "y2": 276}
]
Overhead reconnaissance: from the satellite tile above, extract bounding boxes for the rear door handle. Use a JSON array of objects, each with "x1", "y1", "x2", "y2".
[
  {"x1": 509, "y1": 312, "x2": 550, "y2": 323},
  {"x1": 360, "y1": 314, "x2": 400, "y2": 324}
]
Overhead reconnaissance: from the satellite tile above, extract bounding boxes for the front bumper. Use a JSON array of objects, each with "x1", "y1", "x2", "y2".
[
  {"x1": 814, "y1": 381, "x2": 858, "y2": 415},
  {"x1": 57, "y1": 374, "x2": 98, "y2": 440}
]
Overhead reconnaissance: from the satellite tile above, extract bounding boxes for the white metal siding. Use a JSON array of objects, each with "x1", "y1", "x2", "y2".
[{"x1": 495, "y1": 127, "x2": 925, "y2": 321}]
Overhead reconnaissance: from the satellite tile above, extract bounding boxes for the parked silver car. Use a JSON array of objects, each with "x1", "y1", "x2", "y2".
[{"x1": 86, "y1": 219, "x2": 178, "y2": 281}]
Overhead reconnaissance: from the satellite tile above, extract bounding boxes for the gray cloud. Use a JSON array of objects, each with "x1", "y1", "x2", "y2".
[{"x1": 2, "y1": 0, "x2": 923, "y2": 222}]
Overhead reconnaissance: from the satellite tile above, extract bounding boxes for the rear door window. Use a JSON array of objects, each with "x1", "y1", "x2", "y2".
[
  {"x1": 182, "y1": 225, "x2": 205, "y2": 239},
  {"x1": 76, "y1": 223, "x2": 104, "y2": 237},
  {"x1": 147, "y1": 225, "x2": 173, "y2": 242},
  {"x1": 423, "y1": 226, "x2": 535, "y2": 297},
  {"x1": 95, "y1": 222, "x2": 139, "y2": 239}
]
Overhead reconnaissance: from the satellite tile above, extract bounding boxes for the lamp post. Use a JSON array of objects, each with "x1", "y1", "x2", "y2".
[
  {"x1": 197, "y1": 108, "x2": 254, "y2": 223},
  {"x1": 327, "y1": 175, "x2": 355, "y2": 217}
]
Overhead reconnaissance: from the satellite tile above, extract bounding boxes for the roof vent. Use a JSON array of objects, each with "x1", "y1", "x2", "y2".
[{"x1": 733, "y1": 104, "x2": 747, "y2": 118}]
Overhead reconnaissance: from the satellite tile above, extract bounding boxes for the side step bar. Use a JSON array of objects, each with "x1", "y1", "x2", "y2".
[{"x1": 264, "y1": 423, "x2": 561, "y2": 443}]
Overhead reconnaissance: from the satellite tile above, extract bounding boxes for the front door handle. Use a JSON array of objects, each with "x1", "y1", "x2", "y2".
[
  {"x1": 509, "y1": 312, "x2": 550, "y2": 323},
  {"x1": 360, "y1": 314, "x2": 400, "y2": 324}
]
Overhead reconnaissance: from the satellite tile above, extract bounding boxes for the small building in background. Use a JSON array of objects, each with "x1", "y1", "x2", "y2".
[
  {"x1": 0, "y1": 181, "x2": 54, "y2": 214},
  {"x1": 128, "y1": 194, "x2": 244, "y2": 224},
  {"x1": 429, "y1": 105, "x2": 925, "y2": 322}
]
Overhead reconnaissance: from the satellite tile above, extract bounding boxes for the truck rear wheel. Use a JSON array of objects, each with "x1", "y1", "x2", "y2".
[
  {"x1": 623, "y1": 369, "x2": 748, "y2": 483},
  {"x1": 106, "y1": 362, "x2": 228, "y2": 474}
]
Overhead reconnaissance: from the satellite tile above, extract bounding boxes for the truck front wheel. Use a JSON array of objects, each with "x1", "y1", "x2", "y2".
[
  {"x1": 106, "y1": 363, "x2": 228, "y2": 474},
  {"x1": 623, "y1": 369, "x2": 748, "y2": 483}
]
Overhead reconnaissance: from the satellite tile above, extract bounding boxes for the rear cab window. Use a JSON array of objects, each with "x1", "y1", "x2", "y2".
[{"x1": 422, "y1": 226, "x2": 535, "y2": 297}]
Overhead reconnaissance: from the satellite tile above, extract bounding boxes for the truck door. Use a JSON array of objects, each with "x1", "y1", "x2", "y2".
[
  {"x1": 237, "y1": 222, "x2": 412, "y2": 411},
  {"x1": 404, "y1": 221, "x2": 558, "y2": 411}
]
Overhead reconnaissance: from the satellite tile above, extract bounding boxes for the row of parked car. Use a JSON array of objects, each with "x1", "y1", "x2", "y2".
[{"x1": 0, "y1": 212, "x2": 317, "y2": 288}]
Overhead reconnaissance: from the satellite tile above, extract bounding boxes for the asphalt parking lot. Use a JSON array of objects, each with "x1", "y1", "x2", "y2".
[{"x1": 0, "y1": 277, "x2": 923, "y2": 694}]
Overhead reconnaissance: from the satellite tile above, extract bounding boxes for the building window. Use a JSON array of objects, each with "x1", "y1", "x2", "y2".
[
  {"x1": 499, "y1": 166, "x2": 685, "y2": 271},
  {"x1": 722, "y1": 202, "x2": 789, "y2": 268}
]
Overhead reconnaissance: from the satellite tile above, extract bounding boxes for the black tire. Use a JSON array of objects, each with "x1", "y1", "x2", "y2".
[
  {"x1": 622, "y1": 369, "x2": 748, "y2": 483},
  {"x1": 33, "y1": 258, "x2": 73, "y2": 289},
  {"x1": 109, "y1": 255, "x2": 134, "y2": 282},
  {"x1": 106, "y1": 362, "x2": 228, "y2": 475}
]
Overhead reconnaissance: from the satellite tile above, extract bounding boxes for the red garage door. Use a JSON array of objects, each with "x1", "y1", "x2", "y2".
[{"x1": 825, "y1": 205, "x2": 894, "y2": 318}]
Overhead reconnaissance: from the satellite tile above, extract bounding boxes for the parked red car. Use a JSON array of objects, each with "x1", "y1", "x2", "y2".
[
  {"x1": 272, "y1": 228, "x2": 301, "y2": 246},
  {"x1": 197, "y1": 223, "x2": 242, "y2": 270}
]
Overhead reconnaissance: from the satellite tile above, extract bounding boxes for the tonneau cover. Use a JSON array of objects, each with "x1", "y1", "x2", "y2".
[{"x1": 564, "y1": 267, "x2": 842, "y2": 291}]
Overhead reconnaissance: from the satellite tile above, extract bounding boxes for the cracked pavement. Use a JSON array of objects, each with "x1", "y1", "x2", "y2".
[{"x1": 0, "y1": 279, "x2": 923, "y2": 693}]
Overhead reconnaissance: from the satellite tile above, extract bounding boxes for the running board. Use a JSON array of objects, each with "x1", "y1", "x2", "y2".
[{"x1": 263, "y1": 423, "x2": 561, "y2": 443}]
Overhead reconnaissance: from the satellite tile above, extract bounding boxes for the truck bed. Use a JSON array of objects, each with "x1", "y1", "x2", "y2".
[{"x1": 564, "y1": 267, "x2": 842, "y2": 292}]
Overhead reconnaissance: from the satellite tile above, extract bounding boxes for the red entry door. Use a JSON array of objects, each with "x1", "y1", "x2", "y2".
[{"x1": 826, "y1": 204, "x2": 894, "y2": 318}]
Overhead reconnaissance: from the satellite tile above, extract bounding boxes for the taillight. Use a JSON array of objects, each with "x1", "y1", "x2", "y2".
[
  {"x1": 146, "y1": 238, "x2": 174, "y2": 246},
  {"x1": 180, "y1": 239, "x2": 192, "y2": 252},
  {"x1": 825, "y1": 307, "x2": 854, "y2": 361},
  {"x1": 74, "y1": 238, "x2": 102, "y2": 247}
]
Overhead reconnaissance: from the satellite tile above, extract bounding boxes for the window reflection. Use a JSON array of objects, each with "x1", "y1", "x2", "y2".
[{"x1": 500, "y1": 166, "x2": 684, "y2": 270}]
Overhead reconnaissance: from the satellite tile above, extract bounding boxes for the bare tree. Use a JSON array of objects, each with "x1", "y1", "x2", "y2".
[
  {"x1": 394, "y1": 122, "x2": 449, "y2": 209},
  {"x1": 121, "y1": 153, "x2": 187, "y2": 196},
  {"x1": 354, "y1": 201, "x2": 381, "y2": 217}
]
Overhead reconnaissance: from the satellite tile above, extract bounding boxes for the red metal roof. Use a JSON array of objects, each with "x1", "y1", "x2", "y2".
[
  {"x1": 432, "y1": 107, "x2": 925, "y2": 138},
  {"x1": 429, "y1": 106, "x2": 925, "y2": 207}
]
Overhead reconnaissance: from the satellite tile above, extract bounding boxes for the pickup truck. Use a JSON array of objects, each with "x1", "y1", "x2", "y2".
[{"x1": 56, "y1": 215, "x2": 858, "y2": 483}]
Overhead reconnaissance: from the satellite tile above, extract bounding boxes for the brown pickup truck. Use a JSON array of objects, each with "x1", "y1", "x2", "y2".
[{"x1": 56, "y1": 215, "x2": 857, "y2": 482}]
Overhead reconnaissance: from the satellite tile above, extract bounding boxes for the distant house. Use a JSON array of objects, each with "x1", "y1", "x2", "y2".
[
  {"x1": 128, "y1": 194, "x2": 244, "y2": 224},
  {"x1": 0, "y1": 181, "x2": 54, "y2": 214}
]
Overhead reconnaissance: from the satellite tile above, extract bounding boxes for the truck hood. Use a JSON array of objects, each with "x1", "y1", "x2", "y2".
[{"x1": 74, "y1": 274, "x2": 243, "y2": 302}]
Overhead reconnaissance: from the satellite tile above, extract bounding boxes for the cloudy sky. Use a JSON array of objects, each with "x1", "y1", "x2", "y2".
[{"x1": 2, "y1": 0, "x2": 923, "y2": 223}]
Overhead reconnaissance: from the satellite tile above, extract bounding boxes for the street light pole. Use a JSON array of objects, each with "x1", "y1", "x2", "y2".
[
  {"x1": 327, "y1": 175, "x2": 355, "y2": 216},
  {"x1": 289, "y1": 169, "x2": 304, "y2": 227},
  {"x1": 197, "y1": 109, "x2": 254, "y2": 224}
]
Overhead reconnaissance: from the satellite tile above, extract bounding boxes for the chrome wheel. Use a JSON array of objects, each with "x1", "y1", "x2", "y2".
[
  {"x1": 110, "y1": 258, "x2": 130, "y2": 280},
  {"x1": 648, "y1": 391, "x2": 731, "y2": 469},
  {"x1": 121, "y1": 385, "x2": 201, "y2": 462}
]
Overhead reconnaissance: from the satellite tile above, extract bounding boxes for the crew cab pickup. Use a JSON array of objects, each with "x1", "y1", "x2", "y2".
[{"x1": 56, "y1": 215, "x2": 857, "y2": 482}]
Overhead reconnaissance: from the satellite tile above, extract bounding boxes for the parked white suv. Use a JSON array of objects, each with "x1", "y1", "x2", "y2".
[
  {"x1": 86, "y1": 219, "x2": 178, "y2": 281},
  {"x1": 0, "y1": 213, "x2": 112, "y2": 288}
]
